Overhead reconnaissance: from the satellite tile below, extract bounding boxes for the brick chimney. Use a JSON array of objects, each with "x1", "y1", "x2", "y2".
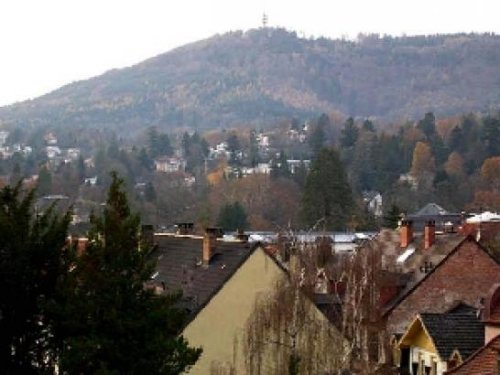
[
  {"x1": 400, "y1": 219, "x2": 413, "y2": 248},
  {"x1": 424, "y1": 220, "x2": 435, "y2": 250},
  {"x1": 203, "y1": 227, "x2": 220, "y2": 266}
]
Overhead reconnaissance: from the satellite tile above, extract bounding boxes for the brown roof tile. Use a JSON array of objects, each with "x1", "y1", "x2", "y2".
[
  {"x1": 445, "y1": 334, "x2": 500, "y2": 374},
  {"x1": 151, "y1": 234, "x2": 256, "y2": 322}
]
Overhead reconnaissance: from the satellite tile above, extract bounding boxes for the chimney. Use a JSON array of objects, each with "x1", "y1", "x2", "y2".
[
  {"x1": 175, "y1": 222, "x2": 194, "y2": 235},
  {"x1": 236, "y1": 228, "x2": 249, "y2": 243},
  {"x1": 203, "y1": 227, "x2": 220, "y2": 266},
  {"x1": 400, "y1": 219, "x2": 413, "y2": 248},
  {"x1": 424, "y1": 220, "x2": 435, "y2": 250}
]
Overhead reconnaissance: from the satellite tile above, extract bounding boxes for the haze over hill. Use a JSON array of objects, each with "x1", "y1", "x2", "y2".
[{"x1": 1, "y1": 28, "x2": 499, "y2": 132}]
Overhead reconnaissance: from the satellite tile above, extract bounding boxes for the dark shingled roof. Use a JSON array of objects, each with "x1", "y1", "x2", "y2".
[
  {"x1": 152, "y1": 234, "x2": 256, "y2": 322},
  {"x1": 413, "y1": 203, "x2": 449, "y2": 216},
  {"x1": 420, "y1": 311, "x2": 484, "y2": 360}
]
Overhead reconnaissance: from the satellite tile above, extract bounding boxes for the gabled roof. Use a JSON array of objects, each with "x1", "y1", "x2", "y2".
[
  {"x1": 152, "y1": 234, "x2": 259, "y2": 322},
  {"x1": 419, "y1": 312, "x2": 484, "y2": 360},
  {"x1": 383, "y1": 236, "x2": 500, "y2": 316},
  {"x1": 445, "y1": 334, "x2": 500, "y2": 374},
  {"x1": 413, "y1": 203, "x2": 449, "y2": 216}
]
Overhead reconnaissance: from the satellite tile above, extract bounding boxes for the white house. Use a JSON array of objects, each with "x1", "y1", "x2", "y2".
[{"x1": 154, "y1": 156, "x2": 186, "y2": 173}]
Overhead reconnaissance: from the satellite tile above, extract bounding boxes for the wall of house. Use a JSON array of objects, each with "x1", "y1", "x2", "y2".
[
  {"x1": 401, "y1": 324, "x2": 446, "y2": 375},
  {"x1": 485, "y1": 325, "x2": 500, "y2": 344},
  {"x1": 409, "y1": 347, "x2": 445, "y2": 375},
  {"x1": 182, "y1": 248, "x2": 342, "y2": 374},
  {"x1": 387, "y1": 239, "x2": 500, "y2": 334}
]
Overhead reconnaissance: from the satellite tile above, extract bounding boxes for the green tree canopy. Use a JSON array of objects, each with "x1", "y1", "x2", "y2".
[
  {"x1": 37, "y1": 166, "x2": 52, "y2": 196},
  {"x1": 340, "y1": 117, "x2": 359, "y2": 149},
  {"x1": 0, "y1": 183, "x2": 71, "y2": 373},
  {"x1": 148, "y1": 127, "x2": 173, "y2": 158},
  {"x1": 56, "y1": 173, "x2": 201, "y2": 374},
  {"x1": 301, "y1": 148, "x2": 354, "y2": 230},
  {"x1": 217, "y1": 201, "x2": 248, "y2": 232}
]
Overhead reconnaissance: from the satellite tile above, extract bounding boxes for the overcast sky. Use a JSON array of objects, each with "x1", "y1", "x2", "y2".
[{"x1": 0, "y1": 0, "x2": 498, "y2": 107}]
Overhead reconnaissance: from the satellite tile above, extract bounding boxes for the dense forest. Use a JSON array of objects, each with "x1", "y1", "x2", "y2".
[
  {"x1": 1, "y1": 110, "x2": 498, "y2": 232},
  {"x1": 1, "y1": 29, "x2": 500, "y2": 133}
]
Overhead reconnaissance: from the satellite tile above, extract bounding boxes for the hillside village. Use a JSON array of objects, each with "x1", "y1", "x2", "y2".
[
  {"x1": 1, "y1": 24, "x2": 500, "y2": 375},
  {"x1": 133, "y1": 204, "x2": 500, "y2": 374}
]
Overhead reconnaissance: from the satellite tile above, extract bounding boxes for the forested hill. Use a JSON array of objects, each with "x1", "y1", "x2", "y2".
[{"x1": 1, "y1": 28, "x2": 500, "y2": 132}]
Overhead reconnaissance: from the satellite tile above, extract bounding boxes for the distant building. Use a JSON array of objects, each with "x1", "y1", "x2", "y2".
[
  {"x1": 406, "y1": 203, "x2": 462, "y2": 231},
  {"x1": 154, "y1": 156, "x2": 186, "y2": 173},
  {"x1": 286, "y1": 159, "x2": 311, "y2": 174},
  {"x1": 399, "y1": 173, "x2": 418, "y2": 190},
  {"x1": 363, "y1": 190, "x2": 383, "y2": 218},
  {"x1": 0, "y1": 131, "x2": 9, "y2": 146},
  {"x1": 46, "y1": 146, "x2": 62, "y2": 159},
  {"x1": 44, "y1": 132, "x2": 58, "y2": 145},
  {"x1": 66, "y1": 148, "x2": 80, "y2": 161},
  {"x1": 84, "y1": 177, "x2": 98, "y2": 186}
]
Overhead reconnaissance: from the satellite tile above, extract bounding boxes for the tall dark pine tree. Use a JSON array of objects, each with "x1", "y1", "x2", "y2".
[
  {"x1": 417, "y1": 112, "x2": 437, "y2": 139},
  {"x1": 308, "y1": 114, "x2": 328, "y2": 157},
  {"x1": 340, "y1": 117, "x2": 359, "y2": 149},
  {"x1": 482, "y1": 115, "x2": 500, "y2": 157},
  {"x1": 56, "y1": 173, "x2": 201, "y2": 374},
  {"x1": 216, "y1": 201, "x2": 248, "y2": 232},
  {"x1": 0, "y1": 184, "x2": 71, "y2": 374},
  {"x1": 301, "y1": 148, "x2": 354, "y2": 230}
]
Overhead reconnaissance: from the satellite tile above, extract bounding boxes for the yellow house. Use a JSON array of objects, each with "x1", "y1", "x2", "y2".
[
  {"x1": 153, "y1": 231, "x2": 344, "y2": 374},
  {"x1": 397, "y1": 306, "x2": 484, "y2": 375}
]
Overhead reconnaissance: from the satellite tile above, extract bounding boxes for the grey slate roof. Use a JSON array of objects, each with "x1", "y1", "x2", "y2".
[
  {"x1": 420, "y1": 311, "x2": 484, "y2": 360},
  {"x1": 414, "y1": 203, "x2": 449, "y2": 216},
  {"x1": 152, "y1": 234, "x2": 256, "y2": 321}
]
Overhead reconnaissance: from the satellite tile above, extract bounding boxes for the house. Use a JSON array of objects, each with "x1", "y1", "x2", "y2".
[
  {"x1": 399, "y1": 173, "x2": 418, "y2": 189},
  {"x1": 84, "y1": 177, "x2": 98, "y2": 186},
  {"x1": 460, "y1": 211, "x2": 500, "y2": 243},
  {"x1": 406, "y1": 203, "x2": 462, "y2": 231},
  {"x1": 445, "y1": 283, "x2": 500, "y2": 374},
  {"x1": 209, "y1": 142, "x2": 229, "y2": 158},
  {"x1": 84, "y1": 157, "x2": 95, "y2": 169},
  {"x1": 384, "y1": 235, "x2": 500, "y2": 336},
  {"x1": 66, "y1": 148, "x2": 80, "y2": 161},
  {"x1": 154, "y1": 156, "x2": 186, "y2": 173},
  {"x1": 44, "y1": 132, "x2": 58, "y2": 145},
  {"x1": 286, "y1": 159, "x2": 311, "y2": 174},
  {"x1": 397, "y1": 305, "x2": 484, "y2": 374},
  {"x1": 151, "y1": 229, "x2": 342, "y2": 374},
  {"x1": 46, "y1": 146, "x2": 62, "y2": 159},
  {"x1": 445, "y1": 335, "x2": 500, "y2": 375},
  {"x1": 363, "y1": 191, "x2": 383, "y2": 218},
  {"x1": 0, "y1": 130, "x2": 9, "y2": 146}
]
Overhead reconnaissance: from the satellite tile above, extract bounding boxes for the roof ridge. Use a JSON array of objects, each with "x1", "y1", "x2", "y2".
[
  {"x1": 383, "y1": 236, "x2": 471, "y2": 316},
  {"x1": 445, "y1": 334, "x2": 500, "y2": 374}
]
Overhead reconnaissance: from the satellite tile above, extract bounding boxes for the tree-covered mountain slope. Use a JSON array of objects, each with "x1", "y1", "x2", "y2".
[{"x1": 1, "y1": 28, "x2": 499, "y2": 132}]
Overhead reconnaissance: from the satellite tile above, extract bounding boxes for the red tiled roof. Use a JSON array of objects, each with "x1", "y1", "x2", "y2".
[{"x1": 445, "y1": 334, "x2": 500, "y2": 374}]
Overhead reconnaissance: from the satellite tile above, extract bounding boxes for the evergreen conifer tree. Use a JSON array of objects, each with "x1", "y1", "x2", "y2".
[
  {"x1": 0, "y1": 183, "x2": 71, "y2": 373},
  {"x1": 301, "y1": 148, "x2": 353, "y2": 230},
  {"x1": 56, "y1": 173, "x2": 201, "y2": 374}
]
